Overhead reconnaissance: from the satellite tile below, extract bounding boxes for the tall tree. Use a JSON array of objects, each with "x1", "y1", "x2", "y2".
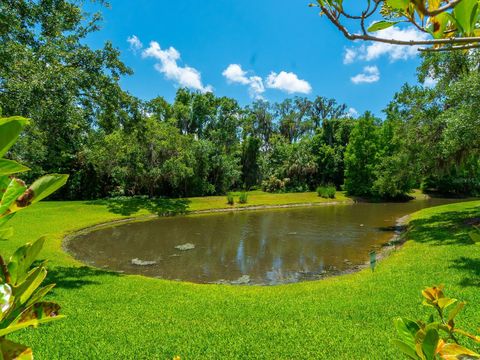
[{"x1": 344, "y1": 112, "x2": 380, "y2": 197}]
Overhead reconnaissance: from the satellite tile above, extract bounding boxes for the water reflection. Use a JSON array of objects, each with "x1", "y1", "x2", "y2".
[{"x1": 67, "y1": 198, "x2": 464, "y2": 285}]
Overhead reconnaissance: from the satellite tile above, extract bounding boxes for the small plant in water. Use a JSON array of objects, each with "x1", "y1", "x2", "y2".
[
  {"x1": 227, "y1": 193, "x2": 234, "y2": 205},
  {"x1": 238, "y1": 192, "x2": 248, "y2": 204},
  {"x1": 316, "y1": 185, "x2": 336, "y2": 199},
  {"x1": 393, "y1": 285, "x2": 480, "y2": 359}
]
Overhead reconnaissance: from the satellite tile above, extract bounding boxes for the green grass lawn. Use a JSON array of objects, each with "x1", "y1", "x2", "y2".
[{"x1": 3, "y1": 196, "x2": 480, "y2": 359}]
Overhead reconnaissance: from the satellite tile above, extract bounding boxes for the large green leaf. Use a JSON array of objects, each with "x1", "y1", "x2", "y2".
[
  {"x1": 386, "y1": 0, "x2": 410, "y2": 10},
  {"x1": 0, "y1": 179, "x2": 26, "y2": 216},
  {"x1": 368, "y1": 21, "x2": 399, "y2": 32},
  {"x1": 453, "y1": 0, "x2": 478, "y2": 35},
  {"x1": 11, "y1": 175, "x2": 68, "y2": 211},
  {"x1": 0, "y1": 226, "x2": 13, "y2": 241},
  {"x1": 0, "y1": 176, "x2": 10, "y2": 194},
  {"x1": 0, "y1": 160, "x2": 29, "y2": 177},
  {"x1": 7, "y1": 238, "x2": 45, "y2": 285},
  {"x1": 0, "y1": 338, "x2": 32, "y2": 360},
  {"x1": 12, "y1": 266, "x2": 47, "y2": 306},
  {"x1": 391, "y1": 339, "x2": 418, "y2": 359},
  {"x1": 12, "y1": 302, "x2": 62, "y2": 326},
  {"x1": 422, "y1": 328, "x2": 439, "y2": 360},
  {"x1": 24, "y1": 284, "x2": 55, "y2": 308},
  {"x1": 394, "y1": 317, "x2": 420, "y2": 345},
  {"x1": 0, "y1": 117, "x2": 29, "y2": 158},
  {"x1": 0, "y1": 319, "x2": 39, "y2": 338}
]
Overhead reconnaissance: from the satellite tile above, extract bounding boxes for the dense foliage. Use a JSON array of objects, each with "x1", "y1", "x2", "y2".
[
  {"x1": 1, "y1": 0, "x2": 479, "y2": 201},
  {"x1": 0, "y1": 117, "x2": 68, "y2": 359}
]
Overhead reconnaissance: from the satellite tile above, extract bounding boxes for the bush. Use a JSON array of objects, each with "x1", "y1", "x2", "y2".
[
  {"x1": 226, "y1": 193, "x2": 234, "y2": 205},
  {"x1": 317, "y1": 184, "x2": 336, "y2": 199},
  {"x1": 393, "y1": 285, "x2": 480, "y2": 359},
  {"x1": 238, "y1": 192, "x2": 248, "y2": 204},
  {"x1": 0, "y1": 116, "x2": 68, "y2": 357},
  {"x1": 261, "y1": 176, "x2": 290, "y2": 193}
]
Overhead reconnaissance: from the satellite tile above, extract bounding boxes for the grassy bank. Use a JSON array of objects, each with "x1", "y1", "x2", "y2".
[
  {"x1": 85, "y1": 190, "x2": 352, "y2": 217},
  {"x1": 4, "y1": 197, "x2": 480, "y2": 359}
]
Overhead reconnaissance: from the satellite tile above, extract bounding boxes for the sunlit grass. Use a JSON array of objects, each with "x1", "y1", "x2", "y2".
[{"x1": 4, "y1": 199, "x2": 480, "y2": 359}]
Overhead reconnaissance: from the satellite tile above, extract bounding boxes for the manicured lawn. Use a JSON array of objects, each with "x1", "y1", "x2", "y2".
[
  {"x1": 4, "y1": 197, "x2": 480, "y2": 359},
  {"x1": 187, "y1": 190, "x2": 352, "y2": 211}
]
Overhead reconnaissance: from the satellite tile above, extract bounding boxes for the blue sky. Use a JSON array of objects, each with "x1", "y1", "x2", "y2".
[{"x1": 85, "y1": 0, "x2": 428, "y2": 117}]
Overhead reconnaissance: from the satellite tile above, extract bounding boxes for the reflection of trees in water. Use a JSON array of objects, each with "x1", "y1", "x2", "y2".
[{"x1": 72, "y1": 200, "x2": 461, "y2": 283}]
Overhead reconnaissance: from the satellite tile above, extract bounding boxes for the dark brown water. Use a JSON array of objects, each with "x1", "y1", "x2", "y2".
[{"x1": 66, "y1": 198, "x2": 463, "y2": 285}]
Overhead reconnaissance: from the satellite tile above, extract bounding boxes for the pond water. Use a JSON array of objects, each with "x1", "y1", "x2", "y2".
[{"x1": 66, "y1": 198, "x2": 463, "y2": 285}]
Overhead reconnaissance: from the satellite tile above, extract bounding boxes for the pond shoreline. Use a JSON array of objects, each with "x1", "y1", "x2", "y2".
[
  {"x1": 62, "y1": 199, "x2": 353, "y2": 256},
  {"x1": 62, "y1": 198, "x2": 416, "y2": 285}
]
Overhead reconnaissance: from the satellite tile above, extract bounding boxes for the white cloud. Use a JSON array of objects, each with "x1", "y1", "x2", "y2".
[
  {"x1": 344, "y1": 26, "x2": 429, "y2": 63},
  {"x1": 127, "y1": 35, "x2": 143, "y2": 52},
  {"x1": 351, "y1": 66, "x2": 380, "y2": 84},
  {"x1": 142, "y1": 41, "x2": 212, "y2": 93},
  {"x1": 423, "y1": 76, "x2": 438, "y2": 88},
  {"x1": 222, "y1": 64, "x2": 265, "y2": 98},
  {"x1": 347, "y1": 107, "x2": 359, "y2": 117},
  {"x1": 266, "y1": 71, "x2": 312, "y2": 94},
  {"x1": 343, "y1": 48, "x2": 357, "y2": 64}
]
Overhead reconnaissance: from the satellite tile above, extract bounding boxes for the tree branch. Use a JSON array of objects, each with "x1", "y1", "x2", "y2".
[
  {"x1": 422, "y1": 0, "x2": 463, "y2": 16},
  {"x1": 319, "y1": 5, "x2": 480, "y2": 46},
  {"x1": 419, "y1": 44, "x2": 480, "y2": 52}
]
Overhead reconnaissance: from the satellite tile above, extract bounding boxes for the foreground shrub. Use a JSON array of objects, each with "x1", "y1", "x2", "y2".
[
  {"x1": 238, "y1": 192, "x2": 248, "y2": 204},
  {"x1": 0, "y1": 116, "x2": 68, "y2": 359},
  {"x1": 226, "y1": 193, "x2": 234, "y2": 205},
  {"x1": 316, "y1": 185, "x2": 336, "y2": 199},
  {"x1": 261, "y1": 176, "x2": 290, "y2": 193},
  {"x1": 393, "y1": 285, "x2": 480, "y2": 359}
]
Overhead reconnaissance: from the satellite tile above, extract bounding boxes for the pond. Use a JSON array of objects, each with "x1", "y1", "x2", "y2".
[{"x1": 66, "y1": 198, "x2": 463, "y2": 285}]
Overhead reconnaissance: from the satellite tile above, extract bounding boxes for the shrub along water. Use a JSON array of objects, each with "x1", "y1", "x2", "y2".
[
  {"x1": 238, "y1": 192, "x2": 248, "y2": 204},
  {"x1": 317, "y1": 185, "x2": 336, "y2": 199}
]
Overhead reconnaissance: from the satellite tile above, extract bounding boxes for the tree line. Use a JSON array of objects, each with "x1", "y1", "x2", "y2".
[{"x1": 1, "y1": 0, "x2": 479, "y2": 200}]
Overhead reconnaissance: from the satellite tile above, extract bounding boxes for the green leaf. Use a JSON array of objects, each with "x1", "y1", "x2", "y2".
[
  {"x1": 447, "y1": 301, "x2": 465, "y2": 323},
  {"x1": 24, "y1": 284, "x2": 55, "y2": 308},
  {"x1": 422, "y1": 328, "x2": 439, "y2": 360},
  {"x1": 7, "y1": 238, "x2": 45, "y2": 285},
  {"x1": 12, "y1": 266, "x2": 47, "y2": 305},
  {"x1": 0, "y1": 160, "x2": 29, "y2": 176},
  {"x1": 368, "y1": 21, "x2": 399, "y2": 32},
  {"x1": 0, "y1": 176, "x2": 10, "y2": 194},
  {"x1": 12, "y1": 302, "x2": 62, "y2": 326},
  {"x1": 13, "y1": 175, "x2": 69, "y2": 210},
  {"x1": 453, "y1": 0, "x2": 478, "y2": 35},
  {"x1": 0, "y1": 117, "x2": 29, "y2": 158},
  {"x1": 394, "y1": 317, "x2": 420, "y2": 344},
  {"x1": 437, "y1": 297, "x2": 457, "y2": 310},
  {"x1": 0, "y1": 319, "x2": 39, "y2": 338},
  {"x1": 386, "y1": 0, "x2": 410, "y2": 10},
  {"x1": 0, "y1": 179, "x2": 26, "y2": 216},
  {"x1": 391, "y1": 339, "x2": 419, "y2": 359},
  {"x1": 0, "y1": 338, "x2": 33, "y2": 360},
  {"x1": 0, "y1": 226, "x2": 13, "y2": 241}
]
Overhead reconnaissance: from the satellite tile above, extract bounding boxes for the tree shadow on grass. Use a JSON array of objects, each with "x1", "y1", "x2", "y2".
[
  {"x1": 44, "y1": 265, "x2": 121, "y2": 290},
  {"x1": 450, "y1": 257, "x2": 480, "y2": 288},
  {"x1": 87, "y1": 196, "x2": 191, "y2": 217},
  {"x1": 407, "y1": 208, "x2": 480, "y2": 246}
]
